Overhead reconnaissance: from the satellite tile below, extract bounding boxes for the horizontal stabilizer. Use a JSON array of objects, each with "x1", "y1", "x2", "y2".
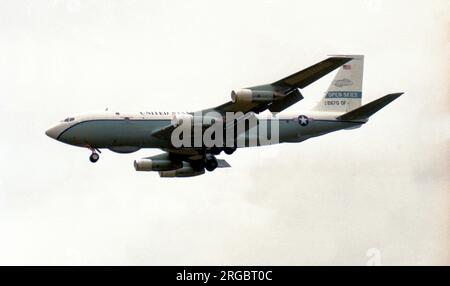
[{"x1": 337, "y1": 92, "x2": 403, "y2": 121}]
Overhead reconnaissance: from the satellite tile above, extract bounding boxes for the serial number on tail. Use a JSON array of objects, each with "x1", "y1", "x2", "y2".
[{"x1": 324, "y1": 100, "x2": 347, "y2": 105}]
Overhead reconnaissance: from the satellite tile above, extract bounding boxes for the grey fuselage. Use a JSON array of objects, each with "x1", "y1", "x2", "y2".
[{"x1": 46, "y1": 111, "x2": 366, "y2": 153}]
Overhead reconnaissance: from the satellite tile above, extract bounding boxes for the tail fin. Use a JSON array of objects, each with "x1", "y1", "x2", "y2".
[
  {"x1": 337, "y1": 92, "x2": 403, "y2": 121},
  {"x1": 313, "y1": 55, "x2": 364, "y2": 113}
]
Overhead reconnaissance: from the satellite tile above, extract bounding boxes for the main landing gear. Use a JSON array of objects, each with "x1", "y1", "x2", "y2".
[
  {"x1": 202, "y1": 146, "x2": 236, "y2": 172},
  {"x1": 205, "y1": 154, "x2": 218, "y2": 172},
  {"x1": 209, "y1": 146, "x2": 237, "y2": 156},
  {"x1": 223, "y1": 146, "x2": 237, "y2": 155}
]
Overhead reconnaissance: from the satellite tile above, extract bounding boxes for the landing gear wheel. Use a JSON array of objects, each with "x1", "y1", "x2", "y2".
[
  {"x1": 205, "y1": 154, "x2": 218, "y2": 172},
  {"x1": 224, "y1": 147, "x2": 236, "y2": 155},
  {"x1": 89, "y1": 153, "x2": 99, "y2": 163},
  {"x1": 210, "y1": 147, "x2": 222, "y2": 155}
]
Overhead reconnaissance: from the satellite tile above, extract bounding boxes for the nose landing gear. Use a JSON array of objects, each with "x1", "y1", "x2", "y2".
[
  {"x1": 89, "y1": 152, "x2": 99, "y2": 163},
  {"x1": 87, "y1": 146, "x2": 101, "y2": 163}
]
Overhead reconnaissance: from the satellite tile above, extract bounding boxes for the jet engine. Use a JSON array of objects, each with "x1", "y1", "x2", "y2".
[
  {"x1": 231, "y1": 89, "x2": 283, "y2": 104},
  {"x1": 134, "y1": 153, "x2": 182, "y2": 171}
]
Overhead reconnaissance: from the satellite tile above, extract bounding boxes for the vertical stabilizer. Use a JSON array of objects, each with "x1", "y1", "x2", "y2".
[{"x1": 313, "y1": 55, "x2": 364, "y2": 113}]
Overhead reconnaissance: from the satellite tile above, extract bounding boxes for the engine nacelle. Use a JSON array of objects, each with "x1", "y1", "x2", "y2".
[
  {"x1": 158, "y1": 162, "x2": 205, "y2": 178},
  {"x1": 134, "y1": 153, "x2": 182, "y2": 171},
  {"x1": 231, "y1": 89, "x2": 276, "y2": 104}
]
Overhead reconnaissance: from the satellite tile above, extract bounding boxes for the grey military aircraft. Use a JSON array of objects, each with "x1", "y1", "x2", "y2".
[{"x1": 46, "y1": 55, "x2": 403, "y2": 177}]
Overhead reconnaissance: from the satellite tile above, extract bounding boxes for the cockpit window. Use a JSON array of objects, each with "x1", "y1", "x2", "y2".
[{"x1": 62, "y1": 117, "x2": 75, "y2": 122}]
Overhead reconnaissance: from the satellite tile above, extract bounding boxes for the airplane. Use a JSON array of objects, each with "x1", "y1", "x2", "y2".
[{"x1": 45, "y1": 55, "x2": 403, "y2": 177}]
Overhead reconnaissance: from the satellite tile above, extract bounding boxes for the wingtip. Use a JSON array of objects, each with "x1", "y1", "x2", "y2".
[{"x1": 327, "y1": 56, "x2": 355, "y2": 65}]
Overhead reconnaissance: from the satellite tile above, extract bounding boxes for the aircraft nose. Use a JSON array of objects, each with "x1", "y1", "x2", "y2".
[{"x1": 45, "y1": 126, "x2": 60, "y2": 140}]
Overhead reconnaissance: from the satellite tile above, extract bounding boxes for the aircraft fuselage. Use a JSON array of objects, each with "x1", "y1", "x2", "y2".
[{"x1": 46, "y1": 111, "x2": 365, "y2": 152}]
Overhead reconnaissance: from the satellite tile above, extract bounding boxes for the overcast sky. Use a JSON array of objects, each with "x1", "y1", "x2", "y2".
[{"x1": 0, "y1": 0, "x2": 448, "y2": 265}]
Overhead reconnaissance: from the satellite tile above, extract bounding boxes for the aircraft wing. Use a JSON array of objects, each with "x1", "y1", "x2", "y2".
[
  {"x1": 204, "y1": 56, "x2": 353, "y2": 114},
  {"x1": 152, "y1": 56, "x2": 353, "y2": 149},
  {"x1": 151, "y1": 123, "x2": 175, "y2": 139}
]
